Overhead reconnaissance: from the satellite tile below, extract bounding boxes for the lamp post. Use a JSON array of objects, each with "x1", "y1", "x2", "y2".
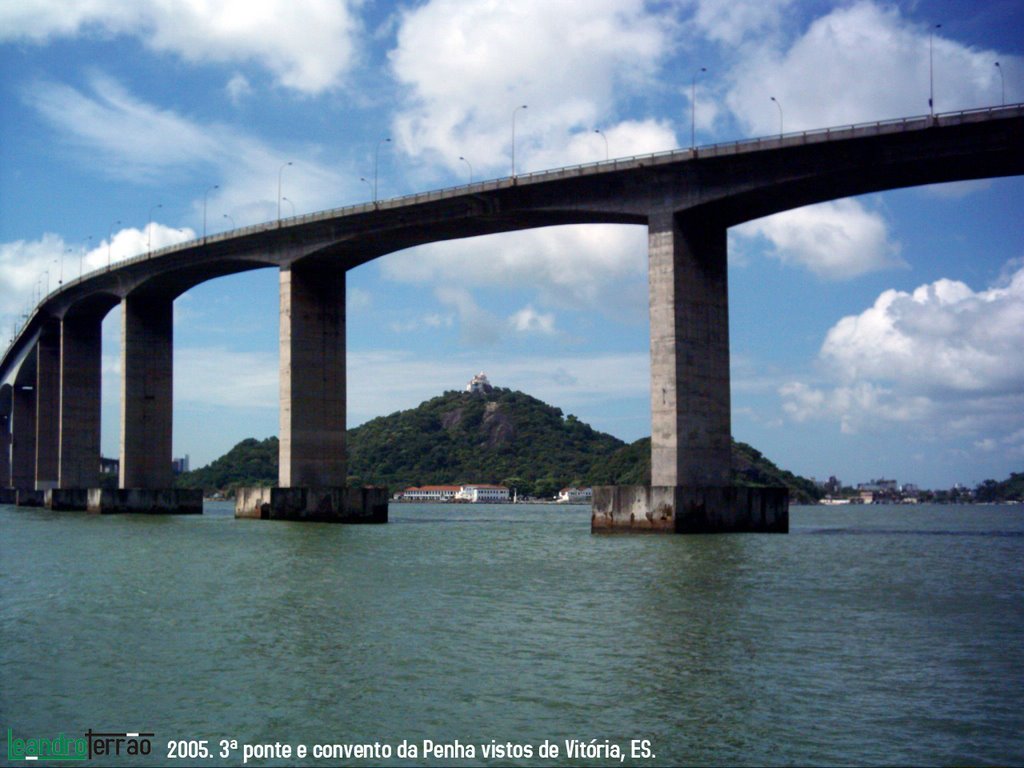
[
  {"x1": 108, "y1": 220, "x2": 120, "y2": 269},
  {"x1": 929, "y1": 23, "x2": 942, "y2": 116},
  {"x1": 223, "y1": 213, "x2": 235, "y2": 231},
  {"x1": 770, "y1": 96, "x2": 783, "y2": 138},
  {"x1": 374, "y1": 137, "x2": 391, "y2": 203},
  {"x1": 459, "y1": 156, "x2": 473, "y2": 184},
  {"x1": 281, "y1": 196, "x2": 295, "y2": 217},
  {"x1": 512, "y1": 104, "x2": 527, "y2": 176},
  {"x1": 203, "y1": 185, "x2": 218, "y2": 240},
  {"x1": 61, "y1": 250, "x2": 71, "y2": 285},
  {"x1": 148, "y1": 203, "x2": 162, "y2": 253},
  {"x1": 594, "y1": 129, "x2": 608, "y2": 161},
  {"x1": 995, "y1": 61, "x2": 1004, "y2": 106},
  {"x1": 277, "y1": 161, "x2": 293, "y2": 222},
  {"x1": 360, "y1": 177, "x2": 373, "y2": 200},
  {"x1": 691, "y1": 66, "x2": 706, "y2": 150}
]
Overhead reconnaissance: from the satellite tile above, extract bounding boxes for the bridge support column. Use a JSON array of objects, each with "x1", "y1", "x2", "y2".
[
  {"x1": 11, "y1": 383, "x2": 36, "y2": 490},
  {"x1": 59, "y1": 315, "x2": 102, "y2": 489},
  {"x1": 243, "y1": 263, "x2": 385, "y2": 523},
  {"x1": 35, "y1": 322, "x2": 60, "y2": 491},
  {"x1": 119, "y1": 295, "x2": 173, "y2": 489},
  {"x1": 0, "y1": 414, "x2": 10, "y2": 489},
  {"x1": 279, "y1": 263, "x2": 347, "y2": 488},
  {"x1": 593, "y1": 210, "x2": 787, "y2": 532}
]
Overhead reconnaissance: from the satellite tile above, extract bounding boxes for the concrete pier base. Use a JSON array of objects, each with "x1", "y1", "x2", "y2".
[
  {"x1": 235, "y1": 486, "x2": 388, "y2": 523},
  {"x1": 0, "y1": 488, "x2": 17, "y2": 505},
  {"x1": 45, "y1": 488, "x2": 90, "y2": 511},
  {"x1": 592, "y1": 485, "x2": 789, "y2": 533},
  {"x1": 15, "y1": 489, "x2": 45, "y2": 507},
  {"x1": 86, "y1": 488, "x2": 203, "y2": 515}
]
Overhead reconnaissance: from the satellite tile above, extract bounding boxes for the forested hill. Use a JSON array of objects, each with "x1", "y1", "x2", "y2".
[{"x1": 177, "y1": 386, "x2": 822, "y2": 501}]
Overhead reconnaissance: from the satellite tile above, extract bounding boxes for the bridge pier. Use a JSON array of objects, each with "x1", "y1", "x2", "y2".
[
  {"x1": 595, "y1": 210, "x2": 788, "y2": 533},
  {"x1": 11, "y1": 383, "x2": 36, "y2": 490},
  {"x1": 234, "y1": 263, "x2": 388, "y2": 523},
  {"x1": 119, "y1": 295, "x2": 174, "y2": 489},
  {"x1": 35, "y1": 321, "x2": 60, "y2": 490},
  {"x1": 59, "y1": 313, "x2": 103, "y2": 488}
]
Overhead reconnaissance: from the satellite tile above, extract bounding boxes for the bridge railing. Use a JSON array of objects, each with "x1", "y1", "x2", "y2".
[{"x1": 6, "y1": 103, "x2": 1023, "y2": 359}]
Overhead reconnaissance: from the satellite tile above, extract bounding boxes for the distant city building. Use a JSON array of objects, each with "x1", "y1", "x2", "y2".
[
  {"x1": 557, "y1": 487, "x2": 592, "y2": 503},
  {"x1": 857, "y1": 478, "x2": 898, "y2": 493},
  {"x1": 100, "y1": 457, "x2": 119, "y2": 475},
  {"x1": 465, "y1": 372, "x2": 493, "y2": 394},
  {"x1": 172, "y1": 455, "x2": 190, "y2": 474},
  {"x1": 456, "y1": 484, "x2": 509, "y2": 503}
]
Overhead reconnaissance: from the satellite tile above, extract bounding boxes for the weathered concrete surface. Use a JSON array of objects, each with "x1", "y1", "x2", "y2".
[
  {"x1": 59, "y1": 314, "x2": 102, "y2": 488},
  {"x1": 119, "y1": 296, "x2": 174, "y2": 489},
  {"x1": 648, "y1": 212, "x2": 731, "y2": 487},
  {"x1": 45, "y1": 488, "x2": 90, "y2": 511},
  {"x1": 235, "y1": 486, "x2": 388, "y2": 523},
  {"x1": 234, "y1": 486, "x2": 272, "y2": 519},
  {"x1": 35, "y1": 321, "x2": 61, "y2": 490},
  {"x1": 87, "y1": 488, "x2": 203, "y2": 514},
  {"x1": 279, "y1": 265, "x2": 347, "y2": 487},
  {"x1": 11, "y1": 385, "x2": 36, "y2": 489},
  {"x1": 592, "y1": 485, "x2": 789, "y2": 533}
]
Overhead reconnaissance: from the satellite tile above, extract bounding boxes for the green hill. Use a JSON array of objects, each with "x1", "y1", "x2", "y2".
[{"x1": 177, "y1": 386, "x2": 821, "y2": 501}]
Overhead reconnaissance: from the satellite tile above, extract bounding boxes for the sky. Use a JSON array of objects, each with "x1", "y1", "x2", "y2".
[{"x1": 1, "y1": 0, "x2": 1022, "y2": 490}]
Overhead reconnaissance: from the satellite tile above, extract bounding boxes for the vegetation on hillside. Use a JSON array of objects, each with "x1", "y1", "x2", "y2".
[{"x1": 176, "y1": 387, "x2": 823, "y2": 501}]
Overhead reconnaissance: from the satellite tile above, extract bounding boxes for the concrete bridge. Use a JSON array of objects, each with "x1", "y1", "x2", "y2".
[{"x1": 2, "y1": 105, "x2": 1022, "y2": 528}]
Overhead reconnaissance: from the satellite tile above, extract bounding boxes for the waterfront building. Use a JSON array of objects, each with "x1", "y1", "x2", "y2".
[
  {"x1": 401, "y1": 485, "x2": 461, "y2": 502},
  {"x1": 557, "y1": 487, "x2": 593, "y2": 503},
  {"x1": 456, "y1": 484, "x2": 510, "y2": 503}
]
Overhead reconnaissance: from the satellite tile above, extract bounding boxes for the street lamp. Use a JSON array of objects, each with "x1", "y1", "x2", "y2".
[
  {"x1": 770, "y1": 96, "x2": 783, "y2": 138},
  {"x1": 691, "y1": 66, "x2": 706, "y2": 150},
  {"x1": 277, "y1": 161, "x2": 293, "y2": 222},
  {"x1": 148, "y1": 203, "x2": 162, "y2": 253},
  {"x1": 281, "y1": 197, "x2": 295, "y2": 217},
  {"x1": 61, "y1": 250, "x2": 71, "y2": 285},
  {"x1": 929, "y1": 23, "x2": 942, "y2": 116},
  {"x1": 374, "y1": 137, "x2": 391, "y2": 202},
  {"x1": 459, "y1": 156, "x2": 473, "y2": 184},
  {"x1": 203, "y1": 185, "x2": 218, "y2": 240},
  {"x1": 223, "y1": 213, "x2": 235, "y2": 231},
  {"x1": 594, "y1": 129, "x2": 608, "y2": 161},
  {"x1": 512, "y1": 104, "x2": 527, "y2": 176},
  {"x1": 108, "y1": 220, "x2": 120, "y2": 268},
  {"x1": 360, "y1": 177, "x2": 373, "y2": 200},
  {"x1": 995, "y1": 61, "x2": 1004, "y2": 106}
]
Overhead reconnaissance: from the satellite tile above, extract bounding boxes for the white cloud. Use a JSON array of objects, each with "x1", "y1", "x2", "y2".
[
  {"x1": 226, "y1": 73, "x2": 253, "y2": 104},
  {"x1": 26, "y1": 75, "x2": 353, "y2": 227},
  {"x1": 388, "y1": 0, "x2": 674, "y2": 177},
  {"x1": 733, "y1": 198, "x2": 904, "y2": 280},
  {"x1": 509, "y1": 305, "x2": 556, "y2": 335},
  {"x1": 0, "y1": 0, "x2": 361, "y2": 94},
  {"x1": 725, "y1": 2, "x2": 1018, "y2": 136},
  {"x1": 693, "y1": 0, "x2": 795, "y2": 46},
  {"x1": 382, "y1": 224, "x2": 648, "y2": 319},
  {"x1": 780, "y1": 263, "x2": 1024, "y2": 440}
]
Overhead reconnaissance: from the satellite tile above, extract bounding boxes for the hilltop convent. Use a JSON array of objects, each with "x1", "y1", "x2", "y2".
[{"x1": 465, "y1": 372, "x2": 493, "y2": 394}]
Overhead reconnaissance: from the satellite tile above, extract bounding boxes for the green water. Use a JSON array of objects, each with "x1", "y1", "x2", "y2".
[{"x1": 2, "y1": 502, "x2": 1022, "y2": 766}]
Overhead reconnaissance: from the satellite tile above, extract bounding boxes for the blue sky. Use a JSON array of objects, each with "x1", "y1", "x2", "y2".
[{"x1": 1, "y1": 0, "x2": 1022, "y2": 489}]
